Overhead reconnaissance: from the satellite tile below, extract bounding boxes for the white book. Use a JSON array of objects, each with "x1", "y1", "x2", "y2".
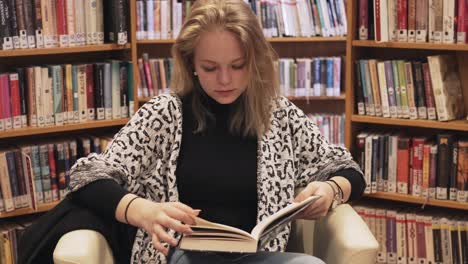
[
  {"x1": 375, "y1": 0, "x2": 389, "y2": 42},
  {"x1": 96, "y1": 0, "x2": 104, "y2": 44},
  {"x1": 147, "y1": 0, "x2": 155, "y2": 39},
  {"x1": 364, "y1": 135, "x2": 373, "y2": 194},
  {"x1": 388, "y1": 0, "x2": 398, "y2": 41},
  {"x1": 377, "y1": 62, "x2": 390, "y2": 117},
  {"x1": 396, "y1": 212, "x2": 407, "y2": 264},
  {"x1": 442, "y1": 0, "x2": 456, "y2": 44},
  {"x1": 160, "y1": 0, "x2": 169, "y2": 39}
]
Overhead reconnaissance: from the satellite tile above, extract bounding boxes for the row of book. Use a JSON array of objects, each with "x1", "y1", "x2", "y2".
[
  {"x1": 308, "y1": 113, "x2": 344, "y2": 146},
  {"x1": 0, "y1": 0, "x2": 129, "y2": 51},
  {"x1": 0, "y1": 61, "x2": 135, "y2": 132},
  {"x1": 356, "y1": 132, "x2": 468, "y2": 203},
  {"x1": 137, "y1": 54, "x2": 173, "y2": 98},
  {"x1": 0, "y1": 134, "x2": 114, "y2": 213},
  {"x1": 358, "y1": 0, "x2": 468, "y2": 44},
  {"x1": 0, "y1": 219, "x2": 33, "y2": 264},
  {"x1": 355, "y1": 55, "x2": 466, "y2": 122},
  {"x1": 135, "y1": 0, "x2": 348, "y2": 40},
  {"x1": 354, "y1": 204, "x2": 468, "y2": 264},
  {"x1": 246, "y1": 0, "x2": 347, "y2": 38},
  {"x1": 279, "y1": 57, "x2": 342, "y2": 97}
]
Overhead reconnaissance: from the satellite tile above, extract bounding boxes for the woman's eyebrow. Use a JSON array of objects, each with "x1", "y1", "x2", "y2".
[{"x1": 200, "y1": 57, "x2": 245, "y2": 64}]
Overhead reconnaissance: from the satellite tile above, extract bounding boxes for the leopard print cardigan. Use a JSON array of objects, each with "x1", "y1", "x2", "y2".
[{"x1": 69, "y1": 93, "x2": 362, "y2": 263}]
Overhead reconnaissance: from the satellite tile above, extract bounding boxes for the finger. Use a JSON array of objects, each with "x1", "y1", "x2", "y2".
[
  {"x1": 294, "y1": 182, "x2": 320, "y2": 202},
  {"x1": 152, "y1": 233, "x2": 168, "y2": 256},
  {"x1": 171, "y1": 202, "x2": 201, "y2": 216},
  {"x1": 303, "y1": 200, "x2": 328, "y2": 216},
  {"x1": 159, "y1": 215, "x2": 193, "y2": 234},
  {"x1": 154, "y1": 224, "x2": 178, "y2": 247},
  {"x1": 164, "y1": 206, "x2": 197, "y2": 225}
]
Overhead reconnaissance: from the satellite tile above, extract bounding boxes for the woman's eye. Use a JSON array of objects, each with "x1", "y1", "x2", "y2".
[
  {"x1": 232, "y1": 64, "x2": 245, "y2": 70},
  {"x1": 202, "y1": 66, "x2": 216, "y2": 72}
]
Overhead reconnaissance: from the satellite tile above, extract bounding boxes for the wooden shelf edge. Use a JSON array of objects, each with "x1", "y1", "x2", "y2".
[
  {"x1": 364, "y1": 192, "x2": 468, "y2": 210},
  {"x1": 0, "y1": 43, "x2": 131, "y2": 57},
  {"x1": 351, "y1": 115, "x2": 468, "y2": 131},
  {"x1": 137, "y1": 95, "x2": 346, "y2": 104},
  {"x1": 137, "y1": 37, "x2": 347, "y2": 45},
  {"x1": 352, "y1": 40, "x2": 468, "y2": 51},
  {"x1": 0, "y1": 119, "x2": 130, "y2": 139},
  {"x1": 0, "y1": 202, "x2": 59, "y2": 219}
]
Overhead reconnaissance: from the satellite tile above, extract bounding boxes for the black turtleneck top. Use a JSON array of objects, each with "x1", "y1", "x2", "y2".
[{"x1": 175, "y1": 94, "x2": 258, "y2": 232}]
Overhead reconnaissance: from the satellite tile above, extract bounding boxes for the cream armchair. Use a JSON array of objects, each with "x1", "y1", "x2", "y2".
[{"x1": 53, "y1": 203, "x2": 378, "y2": 264}]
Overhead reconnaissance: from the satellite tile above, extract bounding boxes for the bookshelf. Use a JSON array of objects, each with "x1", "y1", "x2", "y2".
[
  {"x1": 0, "y1": 43, "x2": 132, "y2": 57},
  {"x1": 0, "y1": 0, "x2": 136, "y2": 223},
  {"x1": 0, "y1": 119, "x2": 130, "y2": 140},
  {"x1": 364, "y1": 192, "x2": 468, "y2": 211},
  {"x1": 346, "y1": 0, "x2": 468, "y2": 213},
  {"x1": 0, "y1": 202, "x2": 59, "y2": 219}
]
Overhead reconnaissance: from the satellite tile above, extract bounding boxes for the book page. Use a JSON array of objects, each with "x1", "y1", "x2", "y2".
[
  {"x1": 191, "y1": 217, "x2": 255, "y2": 240},
  {"x1": 251, "y1": 195, "x2": 320, "y2": 240}
]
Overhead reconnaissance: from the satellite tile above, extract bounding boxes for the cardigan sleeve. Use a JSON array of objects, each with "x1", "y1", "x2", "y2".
[
  {"x1": 286, "y1": 100, "x2": 364, "y2": 189},
  {"x1": 68, "y1": 95, "x2": 179, "y2": 194}
]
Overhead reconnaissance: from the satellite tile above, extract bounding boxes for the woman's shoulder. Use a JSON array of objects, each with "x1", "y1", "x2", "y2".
[
  {"x1": 270, "y1": 96, "x2": 300, "y2": 115},
  {"x1": 140, "y1": 93, "x2": 182, "y2": 112}
]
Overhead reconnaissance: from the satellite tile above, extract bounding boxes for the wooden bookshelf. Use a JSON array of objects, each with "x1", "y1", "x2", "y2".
[
  {"x1": 137, "y1": 36, "x2": 347, "y2": 45},
  {"x1": 137, "y1": 94, "x2": 346, "y2": 104},
  {"x1": 347, "y1": 0, "x2": 468, "y2": 212},
  {"x1": 353, "y1": 40, "x2": 468, "y2": 51},
  {"x1": 0, "y1": 43, "x2": 131, "y2": 57},
  {"x1": 364, "y1": 192, "x2": 468, "y2": 210},
  {"x1": 351, "y1": 115, "x2": 468, "y2": 132},
  {"x1": 0, "y1": 202, "x2": 59, "y2": 219},
  {"x1": 0, "y1": 119, "x2": 130, "y2": 139}
]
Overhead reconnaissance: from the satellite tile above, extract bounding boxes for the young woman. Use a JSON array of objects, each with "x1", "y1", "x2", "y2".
[{"x1": 20, "y1": 0, "x2": 365, "y2": 263}]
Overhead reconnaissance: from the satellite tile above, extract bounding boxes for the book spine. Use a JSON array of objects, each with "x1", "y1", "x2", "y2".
[
  {"x1": 436, "y1": 134, "x2": 453, "y2": 200},
  {"x1": 397, "y1": 137, "x2": 410, "y2": 194},
  {"x1": 397, "y1": 0, "x2": 408, "y2": 42},
  {"x1": 456, "y1": 141, "x2": 468, "y2": 202},
  {"x1": 457, "y1": 0, "x2": 467, "y2": 44},
  {"x1": 358, "y1": 0, "x2": 369, "y2": 39},
  {"x1": 449, "y1": 142, "x2": 458, "y2": 201},
  {"x1": 428, "y1": 144, "x2": 438, "y2": 199},
  {"x1": 415, "y1": 0, "x2": 429, "y2": 42},
  {"x1": 421, "y1": 63, "x2": 437, "y2": 120},
  {"x1": 85, "y1": 64, "x2": 95, "y2": 120},
  {"x1": 407, "y1": 0, "x2": 416, "y2": 42},
  {"x1": 443, "y1": 0, "x2": 456, "y2": 44}
]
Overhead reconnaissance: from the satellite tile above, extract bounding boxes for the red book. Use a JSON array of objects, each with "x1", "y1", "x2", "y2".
[
  {"x1": 421, "y1": 63, "x2": 437, "y2": 120},
  {"x1": 48, "y1": 143, "x2": 59, "y2": 201},
  {"x1": 142, "y1": 54, "x2": 155, "y2": 97},
  {"x1": 55, "y1": 0, "x2": 68, "y2": 46},
  {"x1": 397, "y1": 137, "x2": 411, "y2": 194},
  {"x1": 397, "y1": 0, "x2": 408, "y2": 41},
  {"x1": 85, "y1": 64, "x2": 95, "y2": 120},
  {"x1": 0, "y1": 74, "x2": 12, "y2": 130},
  {"x1": 9, "y1": 73, "x2": 22, "y2": 129},
  {"x1": 374, "y1": 0, "x2": 381, "y2": 41},
  {"x1": 359, "y1": 0, "x2": 369, "y2": 40},
  {"x1": 457, "y1": 0, "x2": 468, "y2": 43}
]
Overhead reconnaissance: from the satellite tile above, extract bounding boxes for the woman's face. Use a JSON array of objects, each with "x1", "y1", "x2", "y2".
[{"x1": 193, "y1": 30, "x2": 249, "y2": 104}]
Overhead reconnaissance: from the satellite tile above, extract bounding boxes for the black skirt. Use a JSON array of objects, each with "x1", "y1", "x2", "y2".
[{"x1": 18, "y1": 196, "x2": 136, "y2": 264}]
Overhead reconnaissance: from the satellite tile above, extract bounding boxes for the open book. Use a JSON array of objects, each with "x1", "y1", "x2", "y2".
[{"x1": 178, "y1": 195, "x2": 320, "y2": 253}]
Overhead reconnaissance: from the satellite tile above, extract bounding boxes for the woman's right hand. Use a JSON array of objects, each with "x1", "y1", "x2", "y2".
[{"x1": 124, "y1": 196, "x2": 200, "y2": 255}]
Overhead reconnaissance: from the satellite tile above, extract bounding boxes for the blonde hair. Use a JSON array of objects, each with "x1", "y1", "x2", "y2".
[{"x1": 170, "y1": 0, "x2": 279, "y2": 137}]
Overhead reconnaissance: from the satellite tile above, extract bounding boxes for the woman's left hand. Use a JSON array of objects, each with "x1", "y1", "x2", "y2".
[{"x1": 293, "y1": 181, "x2": 334, "y2": 220}]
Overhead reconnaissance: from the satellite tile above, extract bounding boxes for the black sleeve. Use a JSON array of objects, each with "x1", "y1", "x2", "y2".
[
  {"x1": 70, "y1": 179, "x2": 129, "y2": 220},
  {"x1": 329, "y1": 168, "x2": 366, "y2": 202}
]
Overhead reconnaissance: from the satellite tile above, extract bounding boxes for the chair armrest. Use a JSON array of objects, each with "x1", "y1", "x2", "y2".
[
  {"x1": 313, "y1": 204, "x2": 378, "y2": 264},
  {"x1": 53, "y1": 229, "x2": 114, "y2": 264}
]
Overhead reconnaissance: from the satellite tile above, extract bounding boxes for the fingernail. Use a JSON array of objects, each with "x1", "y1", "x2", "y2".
[{"x1": 194, "y1": 209, "x2": 201, "y2": 215}]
